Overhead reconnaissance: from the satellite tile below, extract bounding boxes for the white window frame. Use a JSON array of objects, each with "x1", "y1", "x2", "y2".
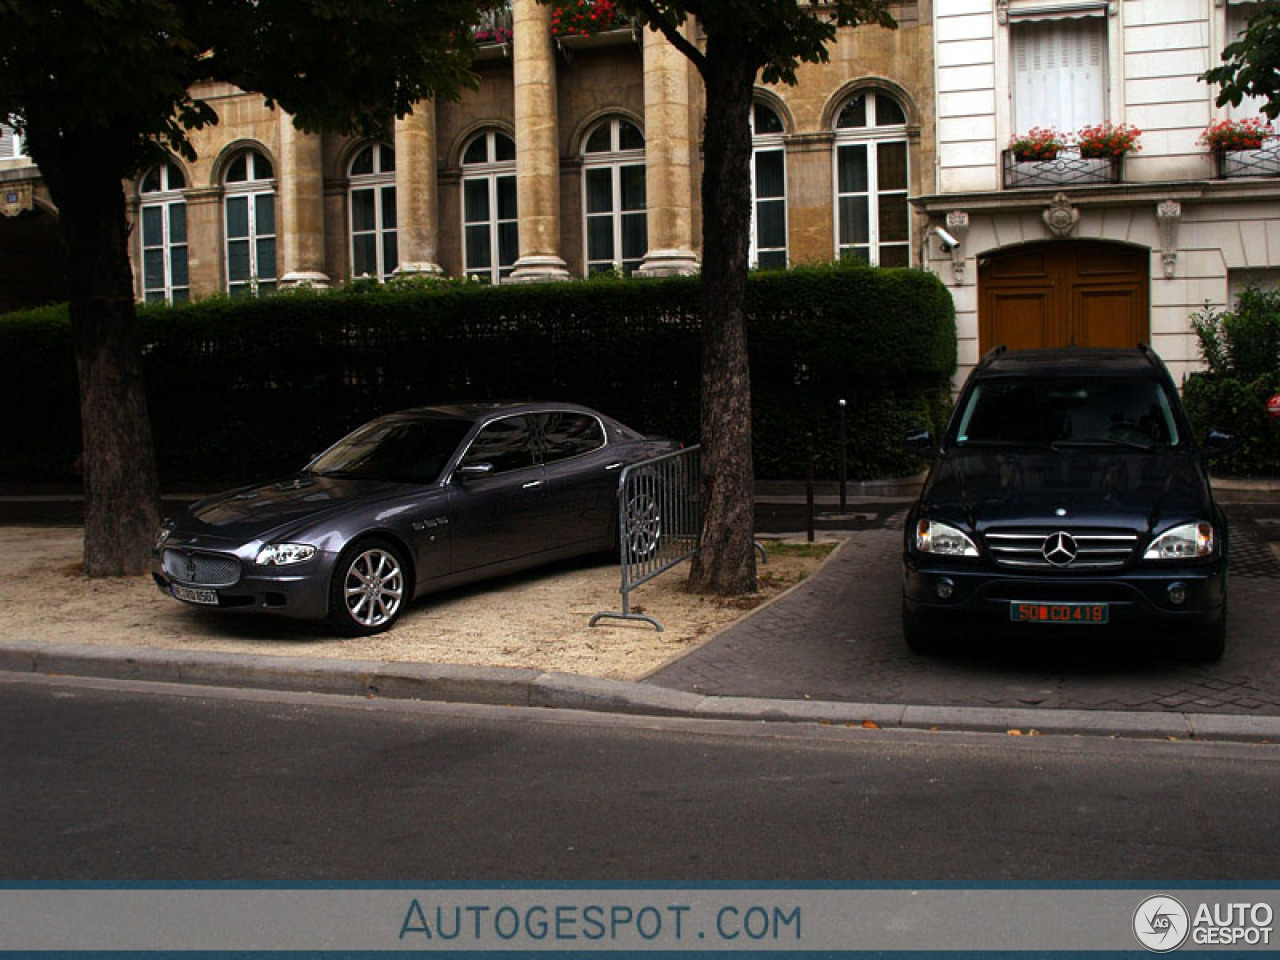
[
  {"x1": 348, "y1": 143, "x2": 398, "y2": 282},
  {"x1": 1009, "y1": 12, "x2": 1108, "y2": 136},
  {"x1": 581, "y1": 118, "x2": 647, "y2": 276},
  {"x1": 1, "y1": 120, "x2": 25, "y2": 161},
  {"x1": 139, "y1": 163, "x2": 189, "y2": 304},
  {"x1": 461, "y1": 130, "x2": 518, "y2": 284},
  {"x1": 1222, "y1": 1, "x2": 1270, "y2": 122},
  {"x1": 223, "y1": 149, "x2": 277, "y2": 297},
  {"x1": 750, "y1": 103, "x2": 788, "y2": 270},
  {"x1": 833, "y1": 91, "x2": 911, "y2": 268}
]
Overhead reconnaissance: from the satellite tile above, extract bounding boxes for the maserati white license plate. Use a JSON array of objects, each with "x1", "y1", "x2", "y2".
[{"x1": 172, "y1": 584, "x2": 218, "y2": 606}]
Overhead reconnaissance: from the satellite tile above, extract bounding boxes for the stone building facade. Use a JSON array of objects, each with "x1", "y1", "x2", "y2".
[
  {"x1": 918, "y1": 0, "x2": 1280, "y2": 383},
  {"x1": 0, "y1": 123, "x2": 65, "y2": 312},
  {"x1": 19, "y1": 1, "x2": 1273, "y2": 389},
  {"x1": 104, "y1": 0, "x2": 933, "y2": 301}
]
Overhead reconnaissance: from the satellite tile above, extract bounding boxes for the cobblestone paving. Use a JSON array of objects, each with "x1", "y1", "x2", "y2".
[{"x1": 645, "y1": 504, "x2": 1280, "y2": 716}]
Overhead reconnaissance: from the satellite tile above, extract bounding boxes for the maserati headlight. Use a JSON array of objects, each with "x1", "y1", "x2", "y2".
[
  {"x1": 153, "y1": 521, "x2": 174, "y2": 551},
  {"x1": 1144, "y1": 522, "x2": 1215, "y2": 560},
  {"x1": 256, "y1": 543, "x2": 317, "y2": 566},
  {"x1": 915, "y1": 520, "x2": 979, "y2": 557}
]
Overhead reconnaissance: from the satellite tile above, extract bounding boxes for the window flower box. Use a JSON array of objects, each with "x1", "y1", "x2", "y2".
[
  {"x1": 1008, "y1": 127, "x2": 1065, "y2": 163},
  {"x1": 1215, "y1": 141, "x2": 1280, "y2": 178},
  {"x1": 1003, "y1": 149, "x2": 1122, "y2": 189},
  {"x1": 1076, "y1": 122, "x2": 1142, "y2": 159},
  {"x1": 1203, "y1": 119, "x2": 1280, "y2": 178},
  {"x1": 551, "y1": 0, "x2": 623, "y2": 37},
  {"x1": 472, "y1": 3, "x2": 513, "y2": 59},
  {"x1": 1201, "y1": 117, "x2": 1273, "y2": 152}
]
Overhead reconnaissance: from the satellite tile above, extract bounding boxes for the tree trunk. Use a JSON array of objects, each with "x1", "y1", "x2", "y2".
[
  {"x1": 687, "y1": 48, "x2": 757, "y2": 595},
  {"x1": 32, "y1": 131, "x2": 161, "y2": 576}
]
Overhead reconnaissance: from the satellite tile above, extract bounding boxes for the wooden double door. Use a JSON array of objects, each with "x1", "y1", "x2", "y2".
[{"x1": 978, "y1": 241, "x2": 1149, "y2": 352}]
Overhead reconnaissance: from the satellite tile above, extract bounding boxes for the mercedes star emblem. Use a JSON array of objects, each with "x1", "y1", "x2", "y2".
[{"x1": 1043, "y1": 531, "x2": 1078, "y2": 566}]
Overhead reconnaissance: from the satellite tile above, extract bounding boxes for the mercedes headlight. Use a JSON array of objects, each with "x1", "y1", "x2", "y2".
[
  {"x1": 1144, "y1": 522, "x2": 1215, "y2": 560},
  {"x1": 915, "y1": 520, "x2": 979, "y2": 557},
  {"x1": 256, "y1": 543, "x2": 317, "y2": 566}
]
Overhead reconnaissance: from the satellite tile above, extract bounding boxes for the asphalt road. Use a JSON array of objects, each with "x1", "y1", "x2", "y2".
[{"x1": 4, "y1": 673, "x2": 1280, "y2": 881}]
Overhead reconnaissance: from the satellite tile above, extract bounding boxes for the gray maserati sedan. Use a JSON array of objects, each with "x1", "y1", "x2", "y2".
[{"x1": 152, "y1": 403, "x2": 680, "y2": 635}]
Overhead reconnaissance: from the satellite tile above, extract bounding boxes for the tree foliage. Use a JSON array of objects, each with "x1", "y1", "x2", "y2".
[
  {"x1": 620, "y1": 0, "x2": 894, "y2": 85},
  {"x1": 1203, "y1": 4, "x2": 1280, "y2": 118},
  {"x1": 1, "y1": 0, "x2": 487, "y2": 161},
  {"x1": 0, "y1": 0, "x2": 487, "y2": 575}
]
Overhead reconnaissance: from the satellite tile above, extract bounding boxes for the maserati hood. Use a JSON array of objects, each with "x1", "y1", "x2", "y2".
[{"x1": 173, "y1": 474, "x2": 407, "y2": 541}]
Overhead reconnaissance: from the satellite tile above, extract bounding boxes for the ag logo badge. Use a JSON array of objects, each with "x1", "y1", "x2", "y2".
[{"x1": 1134, "y1": 895, "x2": 1190, "y2": 953}]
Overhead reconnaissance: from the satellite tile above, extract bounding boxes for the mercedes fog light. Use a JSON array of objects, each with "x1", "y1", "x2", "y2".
[
  {"x1": 1167, "y1": 582, "x2": 1188, "y2": 606},
  {"x1": 935, "y1": 577, "x2": 956, "y2": 600}
]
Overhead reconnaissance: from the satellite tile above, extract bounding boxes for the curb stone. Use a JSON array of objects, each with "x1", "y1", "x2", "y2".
[{"x1": 4, "y1": 642, "x2": 1280, "y2": 744}]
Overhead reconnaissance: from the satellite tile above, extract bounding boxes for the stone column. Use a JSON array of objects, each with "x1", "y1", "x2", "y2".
[
  {"x1": 393, "y1": 103, "x2": 443, "y2": 276},
  {"x1": 509, "y1": 0, "x2": 571, "y2": 282},
  {"x1": 278, "y1": 120, "x2": 330, "y2": 287},
  {"x1": 637, "y1": 25, "x2": 699, "y2": 277},
  {"x1": 181, "y1": 187, "x2": 224, "y2": 299}
]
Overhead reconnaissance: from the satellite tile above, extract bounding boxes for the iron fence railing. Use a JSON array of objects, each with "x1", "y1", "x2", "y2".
[
  {"x1": 1216, "y1": 141, "x2": 1280, "y2": 179},
  {"x1": 591, "y1": 446, "x2": 701, "y2": 632},
  {"x1": 1002, "y1": 149, "x2": 1123, "y2": 189}
]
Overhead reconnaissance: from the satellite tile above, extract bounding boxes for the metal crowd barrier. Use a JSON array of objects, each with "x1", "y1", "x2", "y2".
[{"x1": 590, "y1": 445, "x2": 702, "y2": 632}]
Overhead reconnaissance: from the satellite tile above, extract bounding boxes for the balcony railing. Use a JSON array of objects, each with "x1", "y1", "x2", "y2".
[
  {"x1": 1002, "y1": 149, "x2": 1123, "y2": 189},
  {"x1": 1215, "y1": 140, "x2": 1280, "y2": 179}
]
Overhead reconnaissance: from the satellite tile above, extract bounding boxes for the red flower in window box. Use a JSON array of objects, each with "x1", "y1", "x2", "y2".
[
  {"x1": 1008, "y1": 127, "x2": 1066, "y2": 162},
  {"x1": 551, "y1": 0, "x2": 620, "y2": 37},
  {"x1": 1076, "y1": 122, "x2": 1142, "y2": 159},
  {"x1": 1200, "y1": 117, "x2": 1274, "y2": 151}
]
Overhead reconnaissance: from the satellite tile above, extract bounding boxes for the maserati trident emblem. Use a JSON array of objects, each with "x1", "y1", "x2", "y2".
[
  {"x1": 1043, "y1": 531, "x2": 1078, "y2": 566},
  {"x1": 185, "y1": 553, "x2": 198, "y2": 581}
]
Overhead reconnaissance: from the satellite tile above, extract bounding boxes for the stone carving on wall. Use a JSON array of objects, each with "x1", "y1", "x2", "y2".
[
  {"x1": 1157, "y1": 199, "x2": 1182, "y2": 280},
  {"x1": 1043, "y1": 193, "x2": 1079, "y2": 238}
]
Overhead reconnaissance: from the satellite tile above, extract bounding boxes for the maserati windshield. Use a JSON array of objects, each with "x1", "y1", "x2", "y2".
[{"x1": 309, "y1": 417, "x2": 472, "y2": 483}]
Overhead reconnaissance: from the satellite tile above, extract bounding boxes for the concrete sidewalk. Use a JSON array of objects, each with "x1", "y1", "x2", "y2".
[{"x1": 5, "y1": 639, "x2": 1280, "y2": 743}]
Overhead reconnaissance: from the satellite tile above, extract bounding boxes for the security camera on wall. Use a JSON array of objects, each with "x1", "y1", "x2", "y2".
[{"x1": 935, "y1": 226, "x2": 960, "y2": 251}]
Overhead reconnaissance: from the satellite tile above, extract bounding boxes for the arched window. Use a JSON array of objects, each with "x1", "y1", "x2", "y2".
[
  {"x1": 833, "y1": 90, "x2": 910, "y2": 268},
  {"x1": 461, "y1": 130, "x2": 517, "y2": 284},
  {"x1": 349, "y1": 143, "x2": 397, "y2": 281},
  {"x1": 139, "y1": 162, "x2": 189, "y2": 304},
  {"x1": 581, "y1": 117, "x2": 646, "y2": 276},
  {"x1": 223, "y1": 148, "x2": 276, "y2": 296},
  {"x1": 751, "y1": 102, "x2": 787, "y2": 270}
]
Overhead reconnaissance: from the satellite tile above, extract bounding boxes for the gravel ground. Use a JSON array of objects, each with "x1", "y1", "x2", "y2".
[{"x1": 0, "y1": 527, "x2": 835, "y2": 681}]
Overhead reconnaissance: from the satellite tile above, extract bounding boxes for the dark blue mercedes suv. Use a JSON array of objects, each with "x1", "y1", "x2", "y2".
[{"x1": 902, "y1": 346, "x2": 1232, "y2": 661}]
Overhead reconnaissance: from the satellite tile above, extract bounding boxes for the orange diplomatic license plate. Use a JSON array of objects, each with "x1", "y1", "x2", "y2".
[{"x1": 1011, "y1": 602, "x2": 1109, "y2": 624}]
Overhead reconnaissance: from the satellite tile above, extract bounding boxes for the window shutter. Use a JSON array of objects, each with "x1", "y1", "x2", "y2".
[
  {"x1": 0, "y1": 123, "x2": 15, "y2": 159},
  {"x1": 1012, "y1": 17, "x2": 1107, "y2": 133}
]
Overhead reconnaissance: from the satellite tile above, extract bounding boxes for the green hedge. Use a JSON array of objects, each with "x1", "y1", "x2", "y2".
[
  {"x1": 1184, "y1": 286, "x2": 1280, "y2": 477},
  {"x1": 0, "y1": 263, "x2": 955, "y2": 484}
]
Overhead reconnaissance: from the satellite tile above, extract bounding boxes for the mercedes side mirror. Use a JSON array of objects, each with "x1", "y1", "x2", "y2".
[
  {"x1": 1201, "y1": 429, "x2": 1238, "y2": 459},
  {"x1": 902, "y1": 429, "x2": 938, "y2": 459}
]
